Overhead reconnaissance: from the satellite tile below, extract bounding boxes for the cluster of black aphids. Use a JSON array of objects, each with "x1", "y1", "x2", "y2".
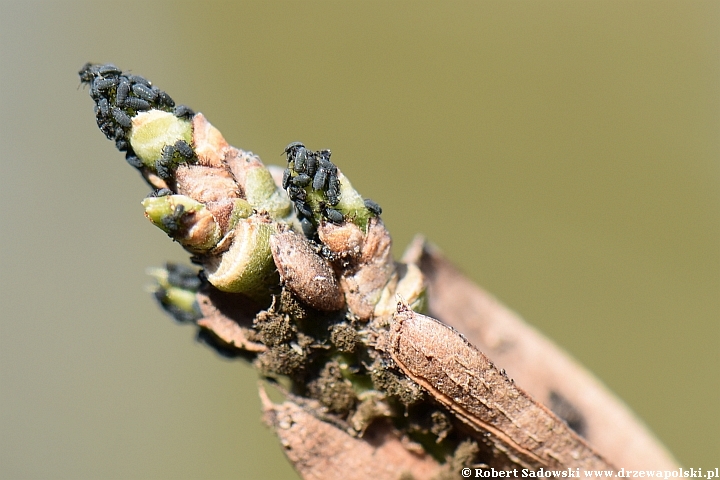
[
  {"x1": 78, "y1": 63, "x2": 195, "y2": 176},
  {"x1": 282, "y1": 142, "x2": 345, "y2": 231},
  {"x1": 153, "y1": 263, "x2": 203, "y2": 324}
]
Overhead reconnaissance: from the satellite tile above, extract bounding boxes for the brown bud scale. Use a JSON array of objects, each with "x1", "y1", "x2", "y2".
[
  {"x1": 270, "y1": 231, "x2": 345, "y2": 312},
  {"x1": 387, "y1": 306, "x2": 616, "y2": 471}
]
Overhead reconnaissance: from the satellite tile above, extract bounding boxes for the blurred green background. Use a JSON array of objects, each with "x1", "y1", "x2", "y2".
[{"x1": 1, "y1": 1, "x2": 717, "y2": 478}]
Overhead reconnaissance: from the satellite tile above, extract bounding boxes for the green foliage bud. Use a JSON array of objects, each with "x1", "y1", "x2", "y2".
[
  {"x1": 228, "y1": 198, "x2": 254, "y2": 229},
  {"x1": 129, "y1": 110, "x2": 192, "y2": 168},
  {"x1": 203, "y1": 216, "x2": 277, "y2": 302},
  {"x1": 146, "y1": 264, "x2": 202, "y2": 324},
  {"x1": 334, "y1": 172, "x2": 373, "y2": 231},
  {"x1": 244, "y1": 167, "x2": 293, "y2": 220},
  {"x1": 141, "y1": 194, "x2": 221, "y2": 252}
]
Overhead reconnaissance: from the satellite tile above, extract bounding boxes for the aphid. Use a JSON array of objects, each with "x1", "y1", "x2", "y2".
[
  {"x1": 115, "y1": 139, "x2": 129, "y2": 151},
  {"x1": 287, "y1": 185, "x2": 307, "y2": 203},
  {"x1": 116, "y1": 78, "x2": 130, "y2": 106},
  {"x1": 78, "y1": 63, "x2": 96, "y2": 83},
  {"x1": 292, "y1": 173, "x2": 311, "y2": 187},
  {"x1": 283, "y1": 141, "x2": 304, "y2": 159},
  {"x1": 89, "y1": 83, "x2": 102, "y2": 100},
  {"x1": 111, "y1": 106, "x2": 131, "y2": 128},
  {"x1": 318, "y1": 156, "x2": 333, "y2": 170},
  {"x1": 113, "y1": 127, "x2": 126, "y2": 141},
  {"x1": 326, "y1": 189, "x2": 339, "y2": 206},
  {"x1": 174, "y1": 139, "x2": 194, "y2": 159},
  {"x1": 93, "y1": 76, "x2": 118, "y2": 91},
  {"x1": 295, "y1": 187, "x2": 307, "y2": 202},
  {"x1": 165, "y1": 263, "x2": 202, "y2": 291},
  {"x1": 295, "y1": 201, "x2": 313, "y2": 219},
  {"x1": 305, "y1": 153, "x2": 317, "y2": 176},
  {"x1": 97, "y1": 64, "x2": 121, "y2": 76},
  {"x1": 364, "y1": 199, "x2": 382, "y2": 216},
  {"x1": 327, "y1": 174, "x2": 340, "y2": 195},
  {"x1": 293, "y1": 146, "x2": 307, "y2": 173},
  {"x1": 125, "y1": 153, "x2": 144, "y2": 168},
  {"x1": 148, "y1": 188, "x2": 173, "y2": 197},
  {"x1": 127, "y1": 74, "x2": 151, "y2": 86},
  {"x1": 155, "y1": 161, "x2": 170, "y2": 179},
  {"x1": 131, "y1": 83, "x2": 157, "y2": 102},
  {"x1": 97, "y1": 97, "x2": 110, "y2": 117},
  {"x1": 312, "y1": 168, "x2": 328, "y2": 191},
  {"x1": 161, "y1": 144, "x2": 176, "y2": 163},
  {"x1": 155, "y1": 144, "x2": 176, "y2": 179},
  {"x1": 317, "y1": 244, "x2": 337, "y2": 261},
  {"x1": 161, "y1": 204, "x2": 185, "y2": 233},
  {"x1": 154, "y1": 89, "x2": 175, "y2": 107},
  {"x1": 282, "y1": 168, "x2": 291, "y2": 189},
  {"x1": 300, "y1": 218, "x2": 315, "y2": 237},
  {"x1": 97, "y1": 119, "x2": 116, "y2": 139},
  {"x1": 316, "y1": 157, "x2": 337, "y2": 191},
  {"x1": 124, "y1": 96, "x2": 151, "y2": 111},
  {"x1": 173, "y1": 105, "x2": 194, "y2": 119},
  {"x1": 287, "y1": 184, "x2": 299, "y2": 199},
  {"x1": 324, "y1": 208, "x2": 344, "y2": 225}
]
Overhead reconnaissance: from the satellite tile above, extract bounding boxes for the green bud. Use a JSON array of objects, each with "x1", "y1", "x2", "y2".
[
  {"x1": 228, "y1": 198, "x2": 254, "y2": 229},
  {"x1": 141, "y1": 194, "x2": 221, "y2": 252},
  {"x1": 245, "y1": 166, "x2": 293, "y2": 220},
  {"x1": 146, "y1": 264, "x2": 202, "y2": 324},
  {"x1": 334, "y1": 172, "x2": 373, "y2": 231},
  {"x1": 203, "y1": 216, "x2": 277, "y2": 302},
  {"x1": 299, "y1": 170, "x2": 372, "y2": 231},
  {"x1": 129, "y1": 110, "x2": 192, "y2": 168}
]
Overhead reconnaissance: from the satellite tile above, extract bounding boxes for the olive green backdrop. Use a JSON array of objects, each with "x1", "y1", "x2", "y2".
[{"x1": 1, "y1": 1, "x2": 717, "y2": 479}]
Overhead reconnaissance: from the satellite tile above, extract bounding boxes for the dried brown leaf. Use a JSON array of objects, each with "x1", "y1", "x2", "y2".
[
  {"x1": 196, "y1": 287, "x2": 266, "y2": 352},
  {"x1": 403, "y1": 237, "x2": 679, "y2": 470},
  {"x1": 386, "y1": 306, "x2": 615, "y2": 470},
  {"x1": 260, "y1": 387, "x2": 441, "y2": 480}
]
